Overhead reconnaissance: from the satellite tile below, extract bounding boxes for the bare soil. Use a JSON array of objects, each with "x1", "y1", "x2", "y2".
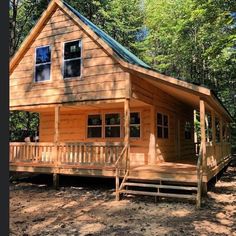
[{"x1": 10, "y1": 159, "x2": 236, "y2": 236}]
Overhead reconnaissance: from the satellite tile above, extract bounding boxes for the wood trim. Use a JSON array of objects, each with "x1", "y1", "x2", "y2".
[
  {"x1": 54, "y1": 105, "x2": 60, "y2": 143},
  {"x1": 200, "y1": 99, "x2": 206, "y2": 170}
]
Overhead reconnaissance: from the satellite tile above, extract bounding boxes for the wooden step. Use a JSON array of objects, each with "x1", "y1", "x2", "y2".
[
  {"x1": 119, "y1": 189, "x2": 196, "y2": 200},
  {"x1": 123, "y1": 182, "x2": 197, "y2": 191}
]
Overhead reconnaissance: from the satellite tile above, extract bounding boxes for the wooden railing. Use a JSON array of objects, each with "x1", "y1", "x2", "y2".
[
  {"x1": 114, "y1": 143, "x2": 129, "y2": 201},
  {"x1": 206, "y1": 142, "x2": 231, "y2": 170},
  {"x1": 10, "y1": 142, "x2": 124, "y2": 167},
  {"x1": 58, "y1": 143, "x2": 124, "y2": 166},
  {"x1": 10, "y1": 142, "x2": 55, "y2": 164}
]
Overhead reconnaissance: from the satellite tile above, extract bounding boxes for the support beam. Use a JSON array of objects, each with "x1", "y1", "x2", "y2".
[
  {"x1": 54, "y1": 105, "x2": 60, "y2": 143},
  {"x1": 124, "y1": 98, "x2": 130, "y2": 169},
  {"x1": 148, "y1": 106, "x2": 156, "y2": 164},
  {"x1": 199, "y1": 99, "x2": 207, "y2": 170},
  {"x1": 211, "y1": 110, "x2": 216, "y2": 159},
  {"x1": 124, "y1": 99, "x2": 130, "y2": 145},
  {"x1": 211, "y1": 111, "x2": 216, "y2": 144}
]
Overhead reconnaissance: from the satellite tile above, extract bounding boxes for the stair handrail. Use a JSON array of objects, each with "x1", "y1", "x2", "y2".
[
  {"x1": 114, "y1": 143, "x2": 129, "y2": 168},
  {"x1": 196, "y1": 142, "x2": 203, "y2": 209},
  {"x1": 115, "y1": 143, "x2": 129, "y2": 201}
]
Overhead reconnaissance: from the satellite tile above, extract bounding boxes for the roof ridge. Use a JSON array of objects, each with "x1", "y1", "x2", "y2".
[{"x1": 63, "y1": 0, "x2": 151, "y2": 69}]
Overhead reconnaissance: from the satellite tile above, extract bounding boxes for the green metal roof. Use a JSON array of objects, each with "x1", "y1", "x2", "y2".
[{"x1": 63, "y1": 1, "x2": 151, "y2": 69}]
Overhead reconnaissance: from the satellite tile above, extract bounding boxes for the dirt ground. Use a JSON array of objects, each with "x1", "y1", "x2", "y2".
[{"x1": 10, "y1": 159, "x2": 236, "y2": 236}]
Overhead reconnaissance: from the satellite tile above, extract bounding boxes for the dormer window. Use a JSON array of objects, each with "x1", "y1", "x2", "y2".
[
  {"x1": 63, "y1": 40, "x2": 82, "y2": 78},
  {"x1": 35, "y1": 45, "x2": 51, "y2": 82}
]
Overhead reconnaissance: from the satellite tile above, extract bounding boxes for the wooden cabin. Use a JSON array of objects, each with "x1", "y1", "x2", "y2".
[{"x1": 10, "y1": 0, "x2": 233, "y2": 204}]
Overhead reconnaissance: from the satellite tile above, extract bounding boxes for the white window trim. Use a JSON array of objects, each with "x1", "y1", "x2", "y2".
[
  {"x1": 34, "y1": 45, "x2": 52, "y2": 83},
  {"x1": 63, "y1": 39, "x2": 82, "y2": 79},
  {"x1": 130, "y1": 111, "x2": 141, "y2": 139}
]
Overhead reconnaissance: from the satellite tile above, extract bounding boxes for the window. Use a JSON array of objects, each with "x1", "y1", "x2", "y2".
[
  {"x1": 215, "y1": 117, "x2": 220, "y2": 142},
  {"x1": 35, "y1": 46, "x2": 51, "y2": 82},
  {"x1": 130, "y1": 112, "x2": 140, "y2": 138},
  {"x1": 87, "y1": 115, "x2": 102, "y2": 138},
  {"x1": 184, "y1": 121, "x2": 192, "y2": 139},
  {"x1": 64, "y1": 40, "x2": 82, "y2": 78},
  {"x1": 157, "y1": 112, "x2": 168, "y2": 139},
  {"x1": 105, "y1": 113, "x2": 120, "y2": 138}
]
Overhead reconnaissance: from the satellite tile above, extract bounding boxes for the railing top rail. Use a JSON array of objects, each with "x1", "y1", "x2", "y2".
[{"x1": 10, "y1": 142, "x2": 55, "y2": 146}]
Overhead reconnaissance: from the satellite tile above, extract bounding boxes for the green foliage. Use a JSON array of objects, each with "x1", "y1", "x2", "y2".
[
  {"x1": 9, "y1": 0, "x2": 236, "y2": 149},
  {"x1": 141, "y1": 0, "x2": 236, "y2": 149},
  {"x1": 9, "y1": 111, "x2": 39, "y2": 141}
]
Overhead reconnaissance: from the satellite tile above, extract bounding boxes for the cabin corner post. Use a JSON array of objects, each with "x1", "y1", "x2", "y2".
[
  {"x1": 124, "y1": 98, "x2": 130, "y2": 169},
  {"x1": 211, "y1": 111, "x2": 216, "y2": 157},
  {"x1": 149, "y1": 106, "x2": 156, "y2": 164},
  {"x1": 53, "y1": 105, "x2": 60, "y2": 189},
  {"x1": 199, "y1": 99, "x2": 207, "y2": 196}
]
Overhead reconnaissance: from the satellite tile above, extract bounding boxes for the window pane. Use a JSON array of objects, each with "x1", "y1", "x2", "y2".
[
  {"x1": 105, "y1": 114, "x2": 120, "y2": 125},
  {"x1": 35, "y1": 64, "x2": 50, "y2": 82},
  {"x1": 64, "y1": 59, "x2": 81, "y2": 78},
  {"x1": 105, "y1": 126, "x2": 120, "y2": 137},
  {"x1": 88, "y1": 127, "x2": 102, "y2": 138},
  {"x1": 36, "y1": 46, "x2": 51, "y2": 64},
  {"x1": 88, "y1": 115, "x2": 102, "y2": 126},
  {"x1": 130, "y1": 126, "x2": 140, "y2": 138},
  {"x1": 157, "y1": 113, "x2": 162, "y2": 125},
  {"x1": 157, "y1": 126, "x2": 162, "y2": 138},
  {"x1": 163, "y1": 115, "x2": 168, "y2": 126},
  {"x1": 130, "y1": 112, "x2": 140, "y2": 125},
  {"x1": 164, "y1": 128, "x2": 168, "y2": 138},
  {"x1": 64, "y1": 40, "x2": 81, "y2": 59}
]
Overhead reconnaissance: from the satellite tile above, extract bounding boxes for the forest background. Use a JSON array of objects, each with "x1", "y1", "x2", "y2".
[{"x1": 9, "y1": 0, "x2": 236, "y2": 150}]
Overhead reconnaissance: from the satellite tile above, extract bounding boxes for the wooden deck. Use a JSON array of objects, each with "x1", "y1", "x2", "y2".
[{"x1": 10, "y1": 142, "x2": 232, "y2": 185}]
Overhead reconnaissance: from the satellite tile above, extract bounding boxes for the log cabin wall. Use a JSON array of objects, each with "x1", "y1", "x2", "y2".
[
  {"x1": 130, "y1": 74, "x2": 195, "y2": 163},
  {"x1": 10, "y1": 8, "x2": 128, "y2": 107},
  {"x1": 39, "y1": 106, "x2": 150, "y2": 167}
]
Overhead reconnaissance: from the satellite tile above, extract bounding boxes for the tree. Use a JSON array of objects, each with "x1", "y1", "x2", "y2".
[{"x1": 140, "y1": 0, "x2": 236, "y2": 149}]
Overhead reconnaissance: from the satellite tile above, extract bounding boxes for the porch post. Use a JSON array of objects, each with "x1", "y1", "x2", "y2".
[
  {"x1": 53, "y1": 105, "x2": 60, "y2": 189},
  {"x1": 149, "y1": 106, "x2": 156, "y2": 164},
  {"x1": 54, "y1": 105, "x2": 60, "y2": 143},
  {"x1": 124, "y1": 98, "x2": 130, "y2": 144},
  {"x1": 199, "y1": 99, "x2": 206, "y2": 170},
  {"x1": 211, "y1": 111, "x2": 216, "y2": 158},
  {"x1": 220, "y1": 117, "x2": 224, "y2": 159},
  {"x1": 199, "y1": 99, "x2": 207, "y2": 196}
]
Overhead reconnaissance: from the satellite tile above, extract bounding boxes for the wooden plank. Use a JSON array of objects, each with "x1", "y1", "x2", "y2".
[
  {"x1": 54, "y1": 105, "x2": 60, "y2": 143},
  {"x1": 200, "y1": 99, "x2": 206, "y2": 170}
]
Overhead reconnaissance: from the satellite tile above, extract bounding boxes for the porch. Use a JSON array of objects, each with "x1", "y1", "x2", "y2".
[{"x1": 9, "y1": 141, "x2": 231, "y2": 184}]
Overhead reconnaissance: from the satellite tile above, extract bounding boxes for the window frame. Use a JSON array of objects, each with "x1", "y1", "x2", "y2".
[
  {"x1": 156, "y1": 112, "x2": 169, "y2": 139},
  {"x1": 87, "y1": 114, "x2": 103, "y2": 139},
  {"x1": 34, "y1": 45, "x2": 52, "y2": 83},
  {"x1": 105, "y1": 112, "x2": 121, "y2": 138},
  {"x1": 130, "y1": 111, "x2": 141, "y2": 139},
  {"x1": 62, "y1": 39, "x2": 82, "y2": 79}
]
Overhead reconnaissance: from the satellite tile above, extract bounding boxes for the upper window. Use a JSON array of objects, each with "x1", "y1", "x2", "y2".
[
  {"x1": 130, "y1": 112, "x2": 140, "y2": 138},
  {"x1": 105, "y1": 113, "x2": 120, "y2": 138},
  {"x1": 35, "y1": 46, "x2": 51, "y2": 82},
  {"x1": 87, "y1": 114, "x2": 102, "y2": 138},
  {"x1": 157, "y1": 112, "x2": 168, "y2": 139},
  {"x1": 64, "y1": 40, "x2": 82, "y2": 78}
]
